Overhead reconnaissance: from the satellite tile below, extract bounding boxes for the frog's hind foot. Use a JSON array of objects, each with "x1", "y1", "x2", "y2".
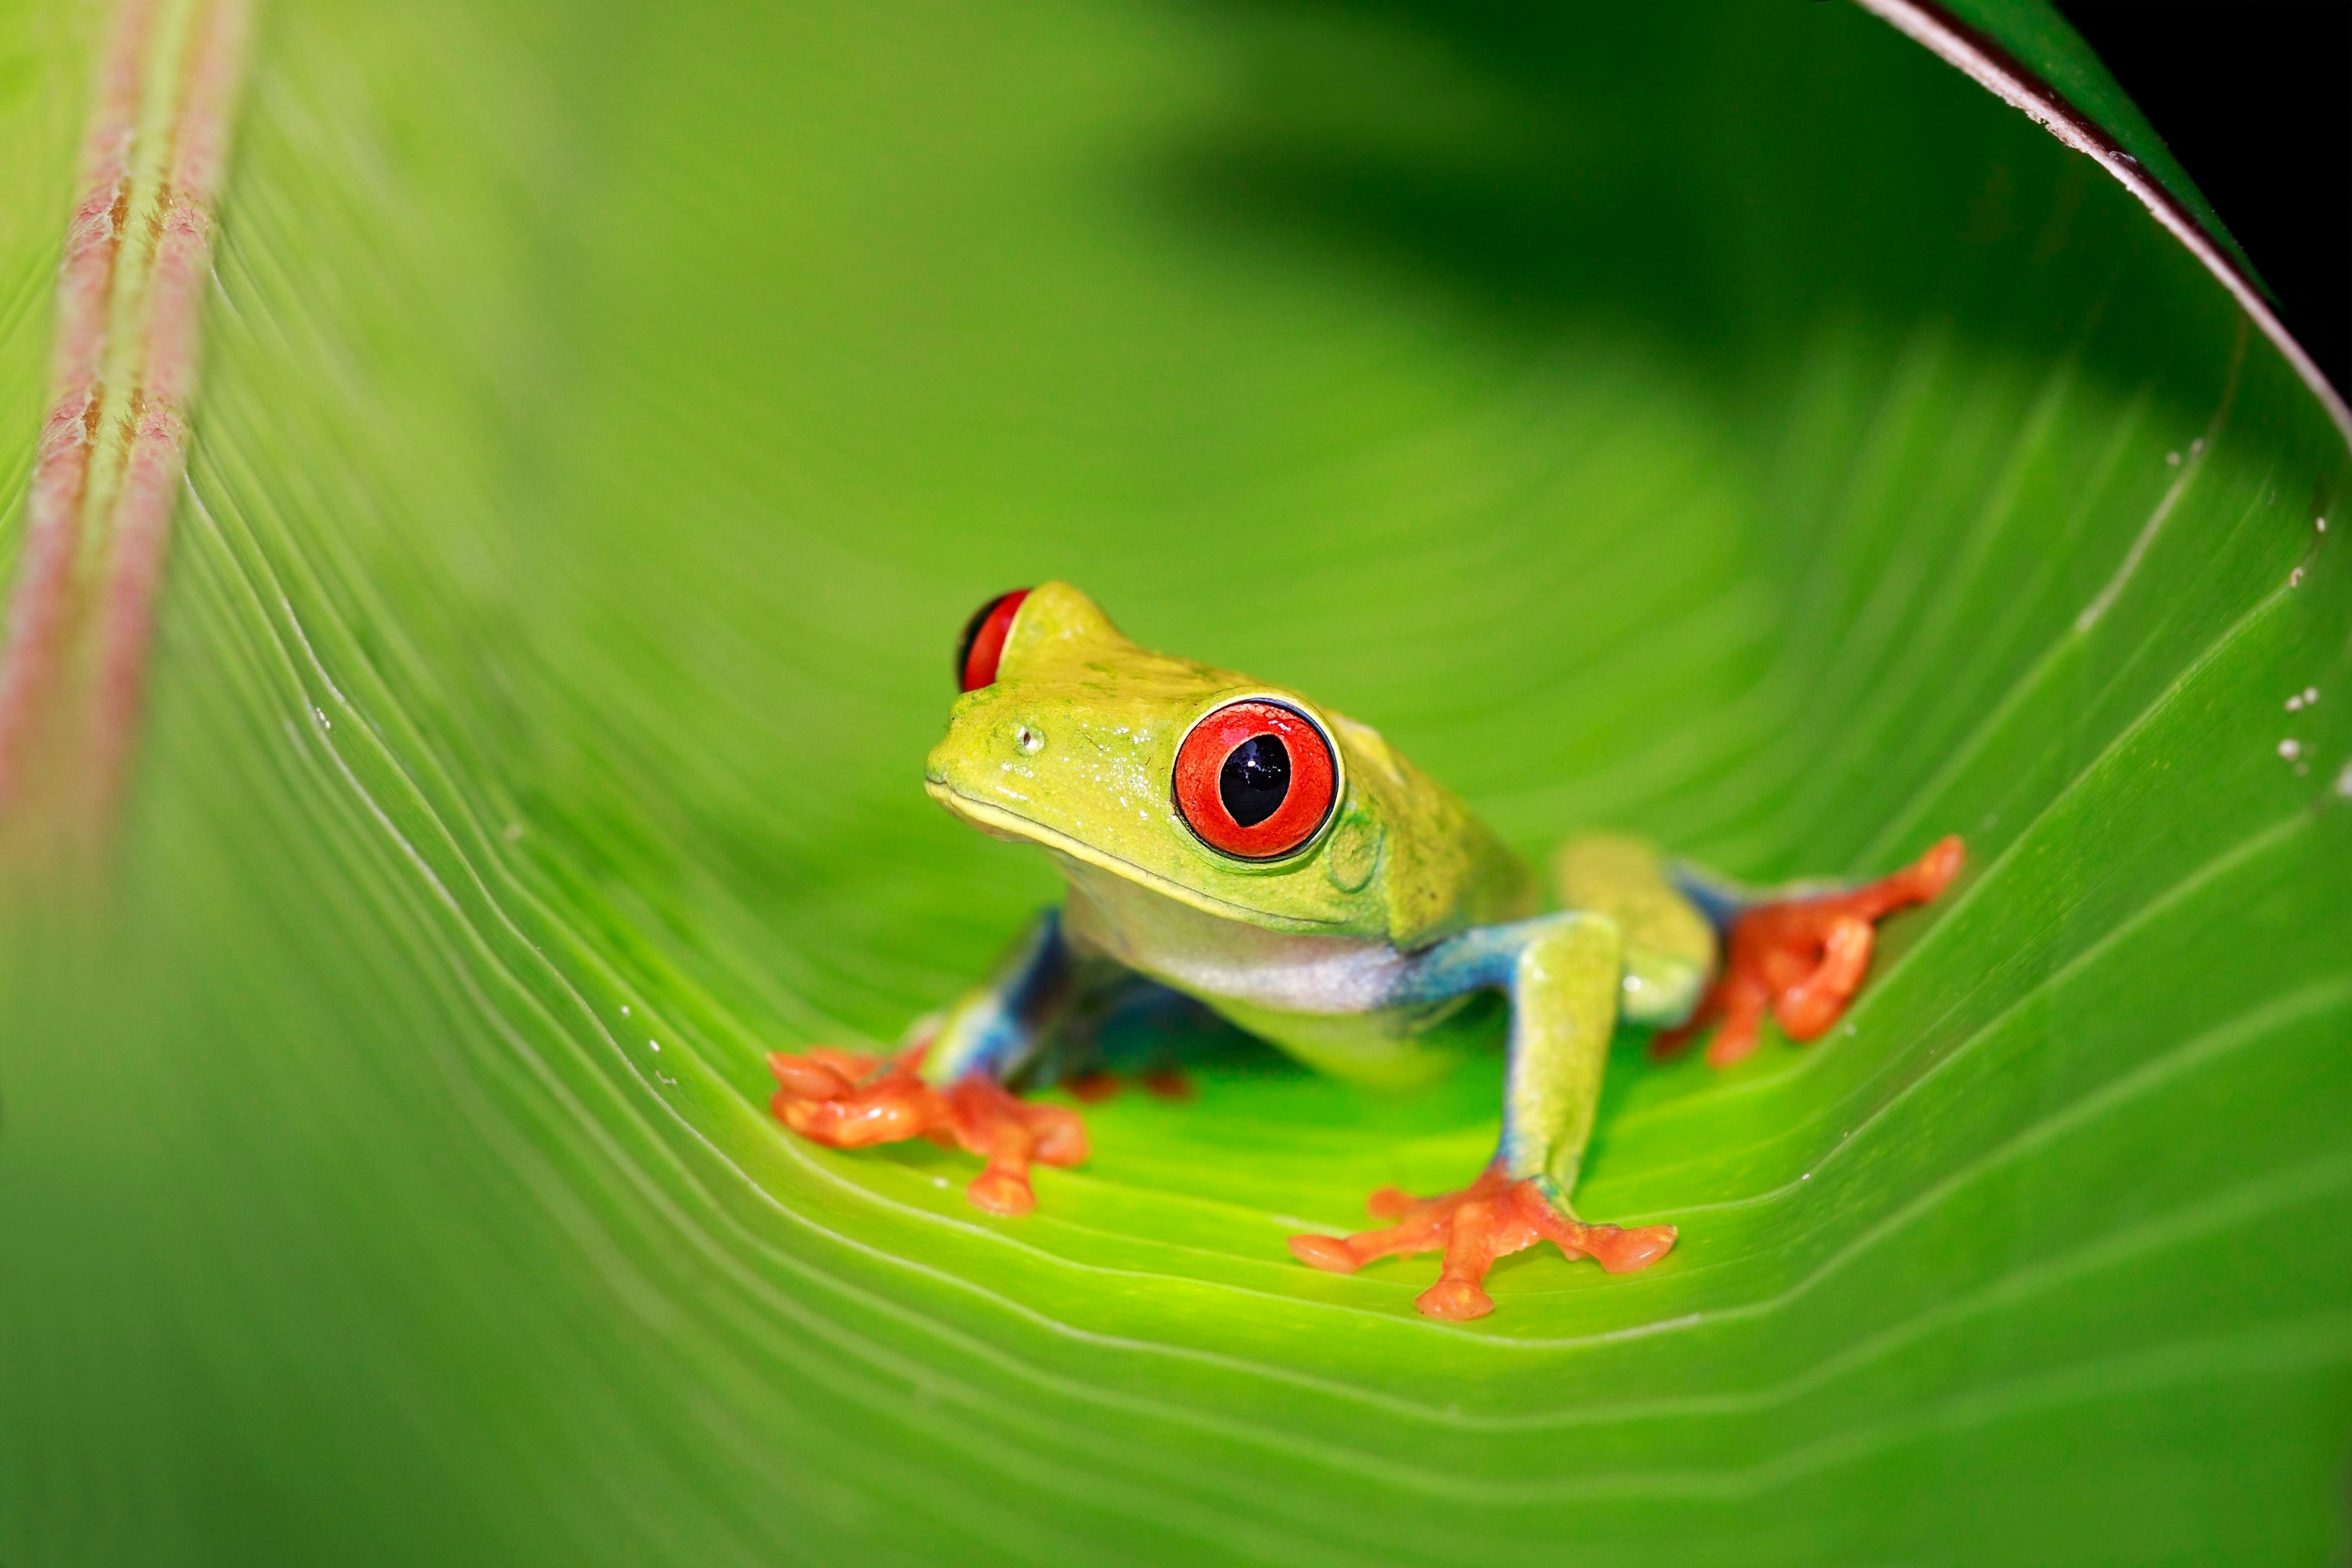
[
  {"x1": 1288, "y1": 1166, "x2": 1677, "y2": 1320},
  {"x1": 767, "y1": 1048, "x2": 1087, "y2": 1217},
  {"x1": 1656, "y1": 834, "x2": 1964, "y2": 1069}
]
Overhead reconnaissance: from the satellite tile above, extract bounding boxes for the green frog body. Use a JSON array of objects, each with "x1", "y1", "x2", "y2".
[{"x1": 769, "y1": 583, "x2": 1962, "y2": 1318}]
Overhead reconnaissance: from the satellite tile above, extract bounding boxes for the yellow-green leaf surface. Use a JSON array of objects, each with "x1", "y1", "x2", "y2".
[{"x1": 5, "y1": 2, "x2": 2349, "y2": 1563}]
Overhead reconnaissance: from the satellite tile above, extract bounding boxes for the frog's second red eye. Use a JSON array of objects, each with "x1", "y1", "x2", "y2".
[
  {"x1": 956, "y1": 589, "x2": 1031, "y2": 691},
  {"x1": 1174, "y1": 700, "x2": 1338, "y2": 861}
]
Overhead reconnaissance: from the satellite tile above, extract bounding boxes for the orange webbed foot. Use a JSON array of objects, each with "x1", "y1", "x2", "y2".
[
  {"x1": 767, "y1": 1049, "x2": 1088, "y2": 1216},
  {"x1": 1658, "y1": 834, "x2": 1964, "y2": 1069},
  {"x1": 942, "y1": 1073, "x2": 1088, "y2": 1215},
  {"x1": 1288, "y1": 1166, "x2": 1677, "y2": 1319}
]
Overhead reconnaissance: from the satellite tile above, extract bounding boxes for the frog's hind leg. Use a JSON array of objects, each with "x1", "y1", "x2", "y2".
[
  {"x1": 1656, "y1": 835, "x2": 1965, "y2": 1068},
  {"x1": 1288, "y1": 913, "x2": 1677, "y2": 1320},
  {"x1": 769, "y1": 910, "x2": 1111, "y2": 1215},
  {"x1": 1051, "y1": 979, "x2": 1230, "y2": 1104},
  {"x1": 1553, "y1": 833, "x2": 1717, "y2": 1028}
]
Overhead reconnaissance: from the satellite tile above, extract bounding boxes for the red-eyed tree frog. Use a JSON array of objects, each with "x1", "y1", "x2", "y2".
[{"x1": 769, "y1": 583, "x2": 1963, "y2": 1319}]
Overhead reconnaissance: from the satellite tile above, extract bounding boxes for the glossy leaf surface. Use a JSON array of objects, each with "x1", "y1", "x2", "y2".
[{"x1": 4, "y1": 2, "x2": 2347, "y2": 1563}]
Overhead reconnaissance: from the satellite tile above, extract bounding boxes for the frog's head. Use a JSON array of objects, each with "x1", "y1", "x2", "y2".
[{"x1": 924, "y1": 581, "x2": 1511, "y2": 939}]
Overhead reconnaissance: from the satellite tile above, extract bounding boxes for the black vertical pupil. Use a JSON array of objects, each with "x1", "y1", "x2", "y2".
[{"x1": 1219, "y1": 734, "x2": 1291, "y2": 828}]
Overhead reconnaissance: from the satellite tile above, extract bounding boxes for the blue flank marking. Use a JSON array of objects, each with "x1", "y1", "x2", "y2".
[
  {"x1": 1669, "y1": 858, "x2": 1854, "y2": 934},
  {"x1": 1668, "y1": 860, "x2": 1758, "y2": 934}
]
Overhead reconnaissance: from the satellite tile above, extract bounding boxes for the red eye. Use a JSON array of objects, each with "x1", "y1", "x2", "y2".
[
  {"x1": 956, "y1": 589, "x2": 1031, "y2": 691},
  {"x1": 1174, "y1": 701, "x2": 1338, "y2": 860}
]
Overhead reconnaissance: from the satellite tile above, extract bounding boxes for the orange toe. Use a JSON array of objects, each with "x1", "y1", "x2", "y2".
[
  {"x1": 1703, "y1": 1028, "x2": 1759, "y2": 1068},
  {"x1": 1900, "y1": 833, "x2": 1966, "y2": 906},
  {"x1": 965, "y1": 1168, "x2": 1037, "y2": 1216},
  {"x1": 1022, "y1": 1101, "x2": 1089, "y2": 1167},
  {"x1": 1581, "y1": 1223, "x2": 1679, "y2": 1274},
  {"x1": 1415, "y1": 1278, "x2": 1494, "y2": 1320},
  {"x1": 1702, "y1": 982, "x2": 1769, "y2": 1068},
  {"x1": 1288, "y1": 1233, "x2": 1361, "y2": 1273},
  {"x1": 767, "y1": 1050, "x2": 854, "y2": 1100},
  {"x1": 1777, "y1": 916, "x2": 1873, "y2": 1040},
  {"x1": 804, "y1": 1045, "x2": 885, "y2": 1080}
]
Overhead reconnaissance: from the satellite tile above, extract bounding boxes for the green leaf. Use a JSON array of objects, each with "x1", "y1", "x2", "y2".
[{"x1": 5, "y1": 2, "x2": 2347, "y2": 1564}]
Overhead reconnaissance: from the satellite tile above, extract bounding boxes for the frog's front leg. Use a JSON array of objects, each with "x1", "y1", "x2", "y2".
[
  {"x1": 1289, "y1": 914, "x2": 1677, "y2": 1320},
  {"x1": 768, "y1": 910, "x2": 1096, "y2": 1215}
]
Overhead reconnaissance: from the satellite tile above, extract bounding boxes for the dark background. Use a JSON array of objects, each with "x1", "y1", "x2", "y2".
[{"x1": 2056, "y1": 0, "x2": 2350, "y2": 396}]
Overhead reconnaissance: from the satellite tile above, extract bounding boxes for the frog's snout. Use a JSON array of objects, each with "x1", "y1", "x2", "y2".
[{"x1": 925, "y1": 703, "x2": 1051, "y2": 804}]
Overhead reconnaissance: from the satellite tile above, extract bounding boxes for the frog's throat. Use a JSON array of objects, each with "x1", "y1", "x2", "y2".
[{"x1": 924, "y1": 781, "x2": 1352, "y2": 933}]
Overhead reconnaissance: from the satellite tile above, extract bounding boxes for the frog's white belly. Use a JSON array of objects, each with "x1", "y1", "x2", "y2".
[{"x1": 1053, "y1": 854, "x2": 1467, "y2": 1089}]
